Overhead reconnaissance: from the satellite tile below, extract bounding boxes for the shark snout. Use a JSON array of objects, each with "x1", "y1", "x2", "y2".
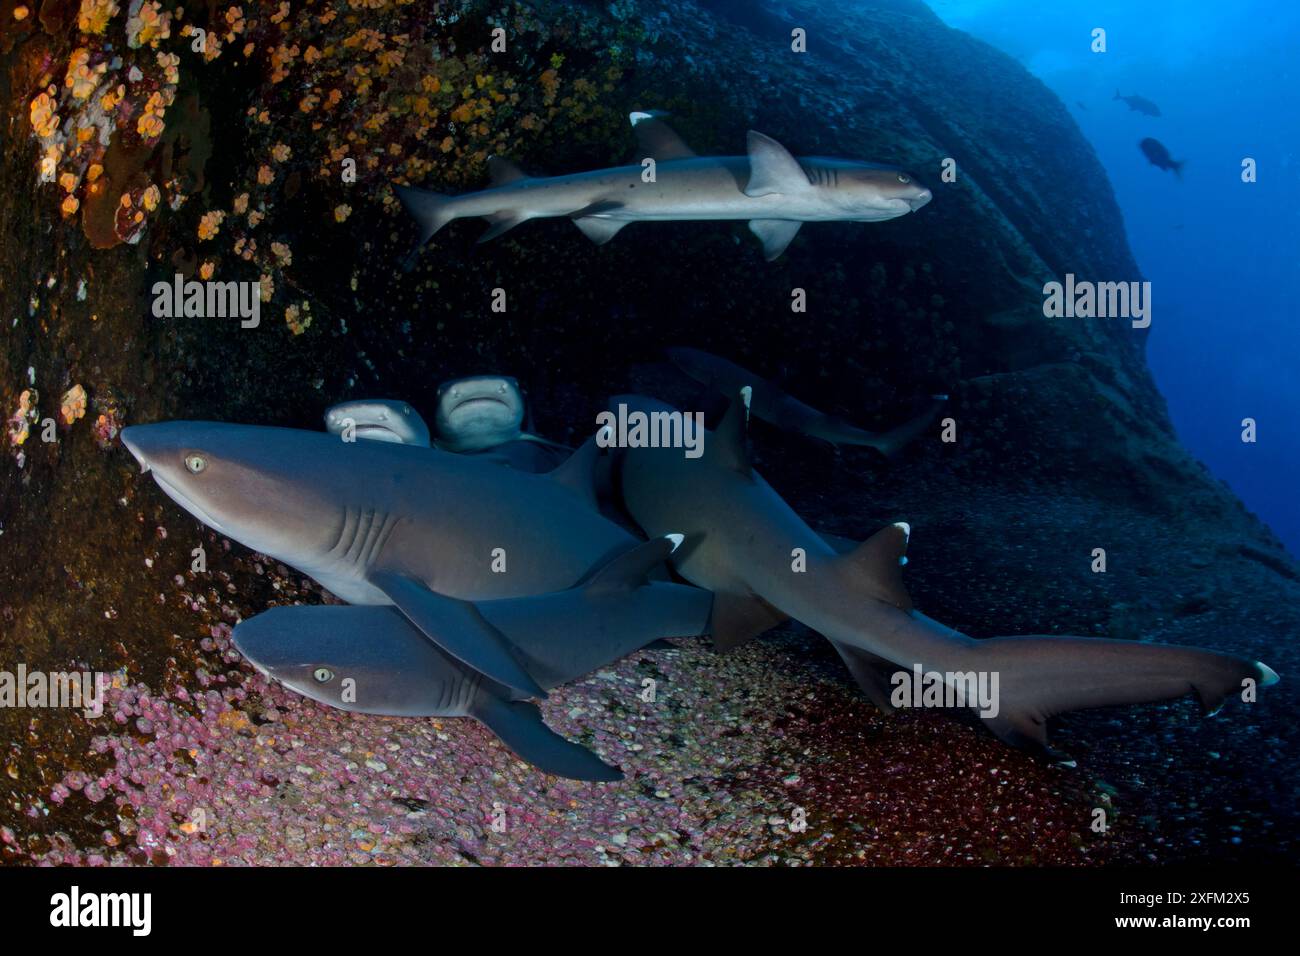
[
  {"x1": 120, "y1": 425, "x2": 153, "y2": 473},
  {"x1": 908, "y1": 187, "x2": 933, "y2": 211}
]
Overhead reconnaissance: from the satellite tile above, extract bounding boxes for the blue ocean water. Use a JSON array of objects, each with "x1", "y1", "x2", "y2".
[{"x1": 925, "y1": 0, "x2": 1300, "y2": 554}]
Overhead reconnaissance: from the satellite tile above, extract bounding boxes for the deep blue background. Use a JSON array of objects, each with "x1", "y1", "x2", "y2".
[{"x1": 925, "y1": 0, "x2": 1300, "y2": 553}]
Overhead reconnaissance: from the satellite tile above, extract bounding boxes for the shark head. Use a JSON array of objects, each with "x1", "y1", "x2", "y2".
[
  {"x1": 803, "y1": 158, "x2": 932, "y2": 220},
  {"x1": 121, "y1": 421, "x2": 347, "y2": 561},
  {"x1": 434, "y1": 375, "x2": 526, "y2": 451},
  {"x1": 231, "y1": 606, "x2": 463, "y2": 716}
]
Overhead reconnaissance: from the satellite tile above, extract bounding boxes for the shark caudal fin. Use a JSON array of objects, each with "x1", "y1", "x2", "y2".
[
  {"x1": 972, "y1": 635, "x2": 1278, "y2": 761},
  {"x1": 394, "y1": 185, "x2": 456, "y2": 264}
]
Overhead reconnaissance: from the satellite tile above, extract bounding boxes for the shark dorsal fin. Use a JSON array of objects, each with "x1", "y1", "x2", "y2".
[
  {"x1": 707, "y1": 386, "x2": 753, "y2": 475},
  {"x1": 584, "y1": 535, "x2": 683, "y2": 591},
  {"x1": 487, "y1": 156, "x2": 528, "y2": 186},
  {"x1": 744, "y1": 131, "x2": 810, "y2": 197},
  {"x1": 629, "y1": 111, "x2": 696, "y2": 160},
  {"x1": 546, "y1": 429, "x2": 604, "y2": 506},
  {"x1": 842, "y1": 522, "x2": 913, "y2": 611}
]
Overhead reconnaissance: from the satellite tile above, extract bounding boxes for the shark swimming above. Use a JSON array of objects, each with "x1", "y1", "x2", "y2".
[
  {"x1": 233, "y1": 536, "x2": 711, "y2": 780},
  {"x1": 396, "y1": 112, "x2": 932, "y2": 262},
  {"x1": 612, "y1": 389, "x2": 1279, "y2": 760},
  {"x1": 667, "y1": 346, "x2": 947, "y2": 455},
  {"x1": 120, "y1": 419, "x2": 642, "y2": 701}
]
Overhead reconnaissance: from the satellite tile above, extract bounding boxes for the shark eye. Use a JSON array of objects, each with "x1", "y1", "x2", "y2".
[
  {"x1": 897, "y1": 174, "x2": 911, "y2": 184},
  {"x1": 312, "y1": 667, "x2": 334, "y2": 683},
  {"x1": 184, "y1": 454, "x2": 207, "y2": 474}
]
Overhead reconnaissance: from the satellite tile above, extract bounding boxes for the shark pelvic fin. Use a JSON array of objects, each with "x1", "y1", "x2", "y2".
[
  {"x1": 366, "y1": 570, "x2": 546, "y2": 699},
  {"x1": 842, "y1": 523, "x2": 913, "y2": 611},
  {"x1": 487, "y1": 156, "x2": 529, "y2": 186},
  {"x1": 709, "y1": 590, "x2": 790, "y2": 651},
  {"x1": 583, "y1": 535, "x2": 682, "y2": 591},
  {"x1": 748, "y1": 219, "x2": 803, "y2": 261},
  {"x1": 829, "y1": 640, "x2": 901, "y2": 714},
  {"x1": 573, "y1": 217, "x2": 629, "y2": 245},
  {"x1": 629, "y1": 111, "x2": 697, "y2": 160},
  {"x1": 707, "y1": 387, "x2": 753, "y2": 475},
  {"x1": 744, "y1": 131, "x2": 811, "y2": 198},
  {"x1": 469, "y1": 692, "x2": 623, "y2": 781},
  {"x1": 478, "y1": 212, "x2": 527, "y2": 243}
]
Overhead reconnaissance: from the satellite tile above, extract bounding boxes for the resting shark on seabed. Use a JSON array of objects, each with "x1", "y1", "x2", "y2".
[
  {"x1": 120, "y1": 420, "x2": 641, "y2": 701},
  {"x1": 326, "y1": 377, "x2": 570, "y2": 470},
  {"x1": 667, "y1": 346, "x2": 947, "y2": 455},
  {"x1": 233, "y1": 536, "x2": 711, "y2": 780},
  {"x1": 613, "y1": 390, "x2": 1279, "y2": 760},
  {"x1": 395, "y1": 111, "x2": 932, "y2": 262}
]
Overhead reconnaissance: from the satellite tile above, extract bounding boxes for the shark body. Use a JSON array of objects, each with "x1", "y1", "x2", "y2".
[
  {"x1": 614, "y1": 391, "x2": 1278, "y2": 759},
  {"x1": 397, "y1": 113, "x2": 932, "y2": 261},
  {"x1": 667, "y1": 346, "x2": 947, "y2": 454},
  {"x1": 121, "y1": 421, "x2": 637, "y2": 700},
  {"x1": 233, "y1": 536, "x2": 710, "y2": 780}
]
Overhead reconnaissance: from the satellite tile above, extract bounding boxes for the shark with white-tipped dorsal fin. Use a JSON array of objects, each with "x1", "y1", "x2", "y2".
[
  {"x1": 395, "y1": 112, "x2": 932, "y2": 262},
  {"x1": 613, "y1": 389, "x2": 1279, "y2": 761}
]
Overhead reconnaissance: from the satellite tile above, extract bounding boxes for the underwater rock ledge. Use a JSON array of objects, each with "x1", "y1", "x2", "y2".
[{"x1": 0, "y1": 0, "x2": 1294, "y2": 864}]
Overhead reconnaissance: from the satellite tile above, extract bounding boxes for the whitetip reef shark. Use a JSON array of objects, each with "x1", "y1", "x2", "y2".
[
  {"x1": 233, "y1": 536, "x2": 710, "y2": 781},
  {"x1": 326, "y1": 378, "x2": 570, "y2": 470},
  {"x1": 613, "y1": 389, "x2": 1279, "y2": 760},
  {"x1": 120, "y1": 420, "x2": 645, "y2": 702},
  {"x1": 395, "y1": 111, "x2": 932, "y2": 261},
  {"x1": 667, "y1": 345, "x2": 948, "y2": 455}
]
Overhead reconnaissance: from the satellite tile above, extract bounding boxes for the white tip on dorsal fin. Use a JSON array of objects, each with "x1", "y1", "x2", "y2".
[
  {"x1": 487, "y1": 156, "x2": 529, "y2": 187},
  {"x1": 629, "y1": 110, "x2": 696, "y2": 160},
  {"x1": 744, "y1": 131, "x2": 811, "y2": 198},
  {"x1": 584, "y1": 536, "x2": 680, "y2": 590},
  {"x1": 841, "y1": 523, "x2": 913, "y2": 611},
  {"x1": 707, "y1": 387, "x2": 753, "y2": 475}
]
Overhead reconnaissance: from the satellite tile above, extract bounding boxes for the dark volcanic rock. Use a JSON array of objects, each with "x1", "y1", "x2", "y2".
[{"x1": 0, "y1": 0, "x2": 1294, "y2": 865}]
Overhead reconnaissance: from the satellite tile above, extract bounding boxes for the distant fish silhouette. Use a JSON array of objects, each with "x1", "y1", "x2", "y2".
[
  {"x1": 1139, "y1": 137, "x2": 1184, "y2": 177},
  {"x1": 1075, "y1": 100, "x2": 1088, "y2": 111},
  {"x1": 1115, "y1": 89, "x2": 1162, "y2": 117}
]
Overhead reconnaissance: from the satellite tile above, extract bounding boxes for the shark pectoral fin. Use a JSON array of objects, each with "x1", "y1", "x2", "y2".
[
  {"x1": 706, "y1": 387, "x2": 754, "y2": 475},
  {"x1": 629, "y1": 111, "x2": 697, "y2": 160},
  {"x1": 981, "y1": 709, "x2": 1055, "y2": 757},
  {"x1": 748, "y1": 220, "x2": 803, "y2": 261},
  {"x1": 828, "y1": 640, "x2": 900, "y2": 714},
  {"x1": 573, "y1": 217, "x2": 629, "y2": 245},
  {"x1": 487, "y1": 156, "x2": 529, "y2": 186},
  {"x1": 840, "y1": 523, "x2": 914, "y2": 611},
  {"x1": 469, "y1": 692, "x2": 623, "y2": 781},
  {"x1": 367, "y1": 570, "x2": 546, "y2": 699},
  {"x1": 709, "y1": 590, "x2": 790, "y2": 651},
  {"x1": 743, "y1": 131, "x2": 812, "y2": 198},
  {"x1": 582, "y1": 535, "x2": 683, "y2": 590},
  {"x1": 478, "y1": 212, "x2": 527, "y2": 243}
]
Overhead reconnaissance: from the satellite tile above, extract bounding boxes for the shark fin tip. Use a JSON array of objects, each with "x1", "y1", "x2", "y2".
[
  {"x1": 665, "y1": 533, "x2": 685, "y2": 551},
  {"x1": 1256, "y1": 661, "x2": 1280, "y2": 687}
]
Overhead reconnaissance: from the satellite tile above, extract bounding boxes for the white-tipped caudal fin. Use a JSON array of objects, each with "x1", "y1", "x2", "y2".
[
  {"x1": 394, "y1": 184, "x2": 457, "y2": 248},
  {"x1": 971, "y1": 636, "x2": 1276, "y2": 760}
]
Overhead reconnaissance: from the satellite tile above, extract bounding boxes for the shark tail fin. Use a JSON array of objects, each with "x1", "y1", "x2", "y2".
[
  {"x1": 973, "y1": 636, "x2": 1277, "y2": 760},
  {"x1": 1172, "y1": 159, "x2": 1185, "y2": 180},
  {"x1": 395, "y1": 184, "x2": 456, "y2": 247}
]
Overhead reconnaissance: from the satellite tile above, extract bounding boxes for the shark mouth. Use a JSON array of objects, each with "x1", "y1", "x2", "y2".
[
  {"x1": 151, "y1": 472, "x2": 228, "y2": 536},
  {"x1": 446, "y1": 396, "x2": 516, "y2": 421}
]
